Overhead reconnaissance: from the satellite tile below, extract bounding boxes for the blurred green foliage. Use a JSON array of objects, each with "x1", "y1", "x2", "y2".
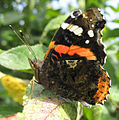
[{"x1": 0, "y1": 0, "x2": 119, "y2": 119}]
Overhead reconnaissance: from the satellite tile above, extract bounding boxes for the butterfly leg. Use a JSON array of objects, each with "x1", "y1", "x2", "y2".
[{"x1": 29, "y1": 79, "x2": 35, "y2": 99}]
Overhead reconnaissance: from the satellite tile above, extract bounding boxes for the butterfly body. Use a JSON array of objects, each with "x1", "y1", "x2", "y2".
[{"x1": 29, "y1": 8, "x2": 111, "y2": 106}]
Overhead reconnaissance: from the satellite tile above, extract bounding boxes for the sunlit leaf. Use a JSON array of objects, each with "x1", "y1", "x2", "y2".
[
  {"x1": 23, "y1": 81, "x2": 77, "y2": 120},
  {"x1": 0, "y1": 75, "x2": 29, "y2": 104}
]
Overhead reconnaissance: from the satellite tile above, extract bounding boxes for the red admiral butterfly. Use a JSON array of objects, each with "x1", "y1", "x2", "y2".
[{"x1": 28, "y1": 8, "x2": 111, "y2": 107}]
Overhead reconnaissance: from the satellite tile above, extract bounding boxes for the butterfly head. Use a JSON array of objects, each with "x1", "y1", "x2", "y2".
[{"x1": 28, "y1": 58, "x2": 42, "y2": 83}]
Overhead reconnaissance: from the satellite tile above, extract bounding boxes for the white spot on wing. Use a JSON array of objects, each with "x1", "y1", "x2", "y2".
[
  {"x1": 70, "y1": 10, "x2": 82, "y2": 18},
  {"x1": 61, "y1": 22, "x2": 69, "y2": 30},
  {"x1": 73, "y1": 27, "x2": 83, "y2": 36},
  {"x1": 91, "y1": 24, "x2": 94, "y2": 27},
  {"x1": 70, "y1": 11, "x2": 76, "y2": 18},
  {"x1": 85, "y1": 40, "x2": 90, "y2": 44},
  {"x1": 69, "y1": 25, "x2": 78, "y2": 32},
  {"x1": 88, "y1": 30, "x2": 94, "y2": 37},
  {"x1": 90, "y1": 19, "x2": 92, "y2": 21}
]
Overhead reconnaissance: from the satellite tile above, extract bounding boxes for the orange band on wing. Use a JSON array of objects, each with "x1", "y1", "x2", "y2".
[
  {"x1": 54, "y1": 45, "x2": 96, "y2": 60},
  {"x1": 68, "y1": 45, "x2": 96, "y2": 60},
  {"x1": 55, "y1": 45, "x2": 69, "y2": 57},
  {"x1": 44, "y1": 41, "x2": 56, "y2": 60}
]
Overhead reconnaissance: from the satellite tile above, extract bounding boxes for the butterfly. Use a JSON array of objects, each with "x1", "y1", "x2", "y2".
[{"x1": 28, "y1": 8, "x2": 111, "y2": 107}]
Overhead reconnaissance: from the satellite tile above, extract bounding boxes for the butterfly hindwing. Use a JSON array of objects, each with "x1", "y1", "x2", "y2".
[{"x1": 40, "y1": 59, "x2": 110, "y2": 105}]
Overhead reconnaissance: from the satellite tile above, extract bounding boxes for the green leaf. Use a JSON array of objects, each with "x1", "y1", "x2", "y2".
[
  {"x1": 104, "y1": 57, "x2": 117, "y2": 85},
  {"x1": 23, "y1": 81, "x2": 77, "y2": 120},
  {"x1": 85, "y1": 0, "x2": 107, "y2": 9},
  {"x1": 40, "y1": 15, "x2": 68, "y2": 44},
  {"x1": 0, "y1": 49, "x2": 3, "y2": 54},
  {"x1": 16, "y1": 113, "x2": 25, "y2": 120},
  {"x1": 0, "y1": 44, "x2": 47, "y2": 70},
  {"x1": 109, "y1": 4, "x2": 119, "y2": 12},
  {"x1": 106, "y1": 44, "x2": 119, "y2": 55},
  {"x1": 104, "y1": 37, "x2": 119, "y2": 50},
  {"x1": 112, "y1": 19, "x2": 119, "y2": 23},
  {"x1": 116, "y1": 69, "x2": 119, "y2": 86},
  {"x1": 0, "y1": 105, "x2": 22, "y2": 118},
  {"x1": 2, "y1": 11, "x2": 23, "y2": 25},
  {"x1": 103, "y1": 27, "x2": 119, "y2": 40},
  {"x1": 110, "y1": 86, "x2": 119, "y2": 103},
  {"x1": 83, "y1": 105, "x2": 102, "y2": 120},
  {"x1": 100, "y1": 105, "x2": 116, "y2": 120}
]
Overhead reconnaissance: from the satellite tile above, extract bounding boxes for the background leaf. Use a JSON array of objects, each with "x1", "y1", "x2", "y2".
[
  {"x1": 0, "y1": 75, "x2": 29, "y2": 104},
  {"x1": 40, "y1": 15, "x2": 68, "y2": 44},
  {"x1": 0, "y1": 106, "x2": 22, "y2": 118},
  {"x1": 0, "y1": 44, "x2": 47, "y2": 70},
  {"x1": 2, "y1": 11, "x2": 24, "y2": 25},
  {"x1": 83, "y1": 105, "x2": 102, "y2": 120}
]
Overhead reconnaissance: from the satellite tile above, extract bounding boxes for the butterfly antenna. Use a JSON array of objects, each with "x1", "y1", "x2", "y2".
[
  {"x1": 19, "y1": 30, "x2": 37, "y2": 60},
  {"x1": 9, "y1": 25, "x2": 37, "y2": 60}
]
